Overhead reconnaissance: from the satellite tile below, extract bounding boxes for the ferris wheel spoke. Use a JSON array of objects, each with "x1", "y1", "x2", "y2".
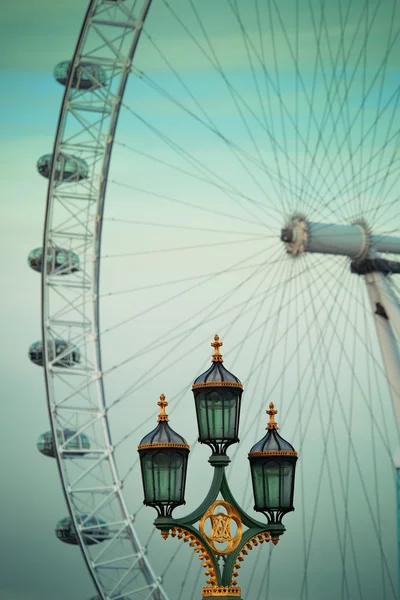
[
  {"x1": 225, "y1": 0, "x2": 295, "y2": 217},
  {"x1": 230, "y1": 258, "x2": 292, "y2": 478},
  {"x1": 229, "y1": 259, "x2": 298, "y2": 513},
  {"x1": 253, "y1": 0, "x2": 294, "y2": 219},
  {"x1": 101, "y1": 235, "x2": 266, "y2": 259},
  {"x1": 105, "y1": 255, "x2": 283, "y2": 406},
  {"x1": 100, "y1": 245, "x2": 275, "y2": 341},
  {"x1": 327, "y1": 153, "x2": 400, "y2": 223},
  {"x1": 270, "y1": 0, "x2": 349, "y2": 223},
  {"x1": 99, "y1": 260, "x2": 271, "y2": 298},
  {"x1": 228, "y1": 0, "x2": 293, "y2": 216},
  {"x1": 314, "y1": 32, "x2": 400, "y2": 215},
  {"x1": 317, "y1": 270, "x2": 400, "y2": 420},
  {"x1": 231, "y1": 0, "x2": 337, "y2": 218},
  {"x1": 296, "y1": 0, "x2": 328, "y2": 215},
  {"x1": 238, "y1": 260, "x2": 344, "y2": 418},
  {"x1": 241, "y1": 0, "x2": 335, "y2": 216},
  {"x1": 114, "y1": 139, "x2": 280, "y2": 237},
  {"x1": 305, "y1": 0, "x2": 358, "y2": 221},
  {"x1": 304, "y1": 280, "x2": 398, "y2": 598},
  {"x1": 219, "y1": 261, "x2": 288, "y2": 370},
  {"x1": 121, "y1": 101, "x2": 276, "y2": 227},
  {"x1": 307, "y1": 0, "x2": 379, "y2": 210},
  {"x1": 112, "y1": 255, "x2": 325, "y2": 456},
  {"x1": 122, "y1": 254, "x2": 335, "y2": 406},
  {"x1": 305, "y1": 2, "x2": 368, "y2": 220},
  {"x1": 131, "y1": 51, "x2": 292, "y2": 218},
  {"x1": 276, "y1": 0, "x2": 357, "y2": 224},
  {"x1": 306, "y1": 273, "x2": 394, "y2": 456},
  {"x1": 307, "y1": 265, "x2": 394, "y2": 451},
  {"x1": 186, "y1": 0, "x2": 296, "y2": 213},
  {"x1": 361, "y1": 1, "x2": 399, "y2": 219},
  {"x1": 228, "y1": 260, "x2": 346, "y2": 462},
  {"x1": 104, "y1": 255, "x2": 286, "y2": 396},
  {"x1": 300, "y1": 269, "x2": 374, "y2": 600},
  {"x1": 108, "y1": 178, "x2": 274, "y2": 230},
  {"x1": 337, "y1": 0, "x2": 366, "y2": 224},
  {"x1": 113, "y1": 122, "x2": 278, "y2": 229},
  {"x1": 361, "y1": 286, "x2": 389, "y2": 597},
  {"x1": 103, "y1": 215, "x2": 268, "y2": 236},
  {"x1": 370, "y1": 131, "x2": 400, "y2": 227},
  {"x1": 164, "y1": 0, "x2": 334, "y2": 214}
]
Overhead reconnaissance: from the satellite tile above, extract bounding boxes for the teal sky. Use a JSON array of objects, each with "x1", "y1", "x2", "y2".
[
  {"x1": 1, "y1": 2, "x2": 400, "y2": 600},
  {"x1": 1, "y1": 4, "x2": 97, "y2": 600}
]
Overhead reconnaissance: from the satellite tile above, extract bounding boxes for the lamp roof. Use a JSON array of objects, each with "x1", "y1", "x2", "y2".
[
  {"x1": 192, "y1": 335, "x2": 243, "y2": 390},
  {"x1": 249, "y1": 403, "x2": 297, "y2": 456},
  {"x1": 138, "y1": 394, "x2": 189, "y2": 450}
]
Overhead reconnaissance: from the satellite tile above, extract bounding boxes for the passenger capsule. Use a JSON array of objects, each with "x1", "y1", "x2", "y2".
[
  {"x1": 37, "y1": 429, "x2": 90, "y2": 458},
  {"x1": 55, "y1": 515, "x2": 109, "y2": 545},
  {"x1": 29, "y1": 340, "x2": 81, "y2": 368},
  {"x1": 54, "y1": 60, "x2": 107, "y2": 90},
  {"x1": 37, "y1": 153, "x2": 88, "y2": 182},
  {"x1": 28, "y1": 247, "x2": 80, "y2": 275}
]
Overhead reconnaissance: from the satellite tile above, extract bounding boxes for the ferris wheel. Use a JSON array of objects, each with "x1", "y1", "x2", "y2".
[{"x1": 28, "y1": 0, "x2": 400, "y2": 598}]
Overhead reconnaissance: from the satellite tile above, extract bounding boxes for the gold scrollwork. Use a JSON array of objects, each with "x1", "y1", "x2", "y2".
[{"x1": 199, "y1": 501, "x2": 242, "y2": 556}]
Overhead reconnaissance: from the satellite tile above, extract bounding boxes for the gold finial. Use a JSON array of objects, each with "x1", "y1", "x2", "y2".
[
  {"x1": 158, "y1": 393, "x2": 168, "y2": 422},
  {"x1": 211, "y1": 334, "x2": 223, "y2": 363},
  {"x1": 266, "y1": 402, "x2": 279, "y2": 430},
  {"x1": 161, "y1": 531, "x2": 169, "y2": 540}
]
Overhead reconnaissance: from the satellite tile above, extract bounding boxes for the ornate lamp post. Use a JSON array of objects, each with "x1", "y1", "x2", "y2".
[{"x1": 138, "y1": 336, "x2": 298, "y2": 599}]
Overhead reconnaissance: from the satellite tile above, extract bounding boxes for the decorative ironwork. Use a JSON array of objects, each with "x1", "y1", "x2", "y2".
[
  {"x1": 199, "y1": 501, "x2": 242, "y2": 556},
  {"x1": 202, "y1": 586, "x2": 241, "y2": 597}
]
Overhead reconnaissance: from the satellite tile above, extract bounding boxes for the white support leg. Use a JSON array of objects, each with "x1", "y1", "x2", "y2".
[
  {"x1": 365, "y1": 273, "x2": 400, "y2": 434},
  {"x1": 371, "y1": 272, "x2": 400, "y2": 343},
  {"x1": 365, "y1": 273, "x2": 400, "y2": 600}
]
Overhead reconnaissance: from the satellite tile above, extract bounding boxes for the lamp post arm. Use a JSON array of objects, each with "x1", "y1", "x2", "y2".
[
  {"x1": 179, "y1": 465, "x2": 225, "y2": 526},
  {"x1": 221, "y1": 527, "x2": 270, "y2": 587},
  {"x1": 220, "y1": 471, "x2": 268, "y2": 530},
  {"x1": 169, "y1": 523, "x2": 222, "y2": 587}
]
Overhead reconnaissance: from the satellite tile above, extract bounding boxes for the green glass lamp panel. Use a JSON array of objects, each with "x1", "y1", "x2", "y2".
[
  {"x1": 141, "y1": 450, "x2": 186, "y2": 505},
  {"x1": 153, "y1": 452, "x2": 171, "y2": 503},
  {"x1": 168, "y1": 452, "x2": 185, "y2": 503},
  {"x1": 264, "y1": 463, "x2": 280, "y2": 507},
  {"x1": 142, "y1": 454, "x2": 157, "y2": 504},
  {"x1": 251, "y1": 459, "x2": 295, "y2": 511},
  {"x1": 251, "y1": 462, "x2": 270, "y2": 510},
  {"x1": 197, "y1": 390, "x2": 238, "y2": 442},
  {"x1": 280, "y1": 461, "x2": 294, "y2": 507}
]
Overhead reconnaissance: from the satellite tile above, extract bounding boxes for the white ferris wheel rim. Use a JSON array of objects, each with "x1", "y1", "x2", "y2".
[{"x1": 41, "y1": 1, "x2": 166, "y2": 599}]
